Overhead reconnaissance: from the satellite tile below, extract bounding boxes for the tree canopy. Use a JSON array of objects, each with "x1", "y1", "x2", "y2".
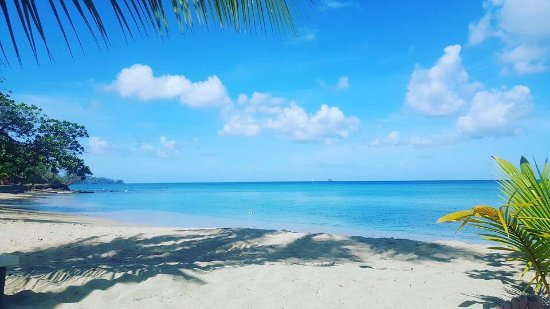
[{"x1": 0, "y1": 92, "x2": 91, "y2": 184}]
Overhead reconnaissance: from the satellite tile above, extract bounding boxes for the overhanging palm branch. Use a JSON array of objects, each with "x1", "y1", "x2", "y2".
[
  {"x1": 0, "y1": 0, "x2": 308, "y2": 66},
  {"x1": 438, "y1": 156, "x2": 550, "y2": 298}
]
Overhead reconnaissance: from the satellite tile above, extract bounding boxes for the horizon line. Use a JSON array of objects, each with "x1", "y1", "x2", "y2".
[{"x1": 77, "y1": 179, "x2": 499, "y2": 185}]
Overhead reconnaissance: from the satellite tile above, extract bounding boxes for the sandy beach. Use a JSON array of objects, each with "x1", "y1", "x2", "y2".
[{"x1": 0, "y1": 195, "x2": 526, "y2": 308}]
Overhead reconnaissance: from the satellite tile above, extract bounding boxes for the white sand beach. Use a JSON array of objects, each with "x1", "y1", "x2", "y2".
[{"x1": 1, "y1": 196, "x2": 525, "y2": 308}]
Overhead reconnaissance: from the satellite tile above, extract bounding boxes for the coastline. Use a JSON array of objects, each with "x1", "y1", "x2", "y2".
[{"x1": 0, "y1": 195, "x2": 525, "y2": 308}]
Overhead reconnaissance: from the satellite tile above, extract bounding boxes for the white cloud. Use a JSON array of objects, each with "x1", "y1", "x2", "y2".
[
  {"x1": 237, "y1": 92, "x2": 286, "y2": 108},
  {"x1": 220, "y1": 91, "x2": 285, "y2": 137},
  {"x1": 139, "y1": 136, "x2": 180, "y2": 158},
  {"x1": 266, "y1": 103, "x2": 360, "y2": 142},
  {"x1": 405, "y1": 45, "x2": 479, "y2": 117},
  {"x1": 456, "y1": 85, "x2": 532, "y2": 137},
  {"x1": 469, "y1": 0, "x2": 550, "y2": 74},
  {"x1": 88, "y1": 136, "x2": 108, "y2": 154},
  {"x1": 220, "y1": 114, "x2": 262, "y2": 137},
  {"x1": 498, "y1": 0, "x2": 550, "y2": 40},
  {"x1": 336, "y1": 76, "x2": 350, "y2": 90},
  {"x1": 108, "y1": 66, "x2": 361, "y2": 143},
  {"x1": 368, "y1": 131, "x2": 459, "y2": 147},
  {"x1": 499, "y1": 44, "x2": 548, "y2": 74},
  {"x1": 468, "y1": 12, "x2": 494, "y2": 45},
  {"x1": 403, "y1": 44, "x2": 533, "y2": 140},
  {"x1": 220, "y1": 92, "x2": 359, "y2": 142},
  {"x1": 109, "y1": 64, "x2": 231, "y2": 107},
  {"x1": 369, "y1": 131, "x2": 400, "y2": 146},
  {"x1": 319, "y1": 76, "x2": 351, "y2": 91}
]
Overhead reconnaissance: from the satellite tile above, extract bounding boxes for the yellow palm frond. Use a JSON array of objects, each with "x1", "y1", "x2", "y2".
[{"x1": 437, "y1": 210, "x2": 474, "y2": 223}]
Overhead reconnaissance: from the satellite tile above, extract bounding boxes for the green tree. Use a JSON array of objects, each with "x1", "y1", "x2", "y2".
[
  {"x1": 438, "y1": 157, "x2": 550, "y2": 298},
  {"x1": 0, "y1": 91, "x2": 91, "y2": 183},
  {"x1": 0, "y1": 0, "x2": 305, "y2": 65}
]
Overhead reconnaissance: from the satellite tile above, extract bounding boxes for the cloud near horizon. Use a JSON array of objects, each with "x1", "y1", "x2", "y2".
[
  {"x1": 140, "y1": 136, "x2": 180, "y2": 158},
  {"x1": 369, "y1": 131, "x2": 446, "y2": 147},
  {"x1": 369, "y1": 131, "x2": 400, "y2": 146},
  {"x1": 109, "y1": 64, "x2": 232, "y2": 108}
]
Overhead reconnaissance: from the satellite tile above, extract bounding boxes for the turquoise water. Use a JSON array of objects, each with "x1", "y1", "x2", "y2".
[{"x1": 13, "y1": 181, "x2": 502, "y2": 242}]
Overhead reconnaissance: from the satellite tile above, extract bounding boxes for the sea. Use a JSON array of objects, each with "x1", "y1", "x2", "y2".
[{"x1": 11, "y1": 181, "x2": 503, "y2": 242}]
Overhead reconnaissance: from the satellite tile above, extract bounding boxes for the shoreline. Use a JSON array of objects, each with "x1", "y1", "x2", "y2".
[
  {"x1": 1, "y1": 195, "x2": 526, "y2": 308},
  {"x1": 1, "y1": 192, "x2": 484, "y2": 245}
]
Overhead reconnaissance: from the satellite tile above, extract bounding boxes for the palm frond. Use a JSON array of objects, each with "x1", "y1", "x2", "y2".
[
  {"x1": 438, "y1": 157, "x2": 550, "y2": 297},
  {"x1": 0, "y1": 0, "x2": 309, "y2": 65}
]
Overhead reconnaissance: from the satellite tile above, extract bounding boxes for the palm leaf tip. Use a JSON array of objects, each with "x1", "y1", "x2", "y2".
[{"x1": 437, "y1": 210, "x2": 474, "y2": 223}]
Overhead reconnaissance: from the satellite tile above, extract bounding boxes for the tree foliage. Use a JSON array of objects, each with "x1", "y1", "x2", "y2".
[
  {"x1": 438, "y1": 157, "x2": 550, "y2": 298},
  {"x1": 0, "y1": 92, "x2": 92, "y2": 184}
]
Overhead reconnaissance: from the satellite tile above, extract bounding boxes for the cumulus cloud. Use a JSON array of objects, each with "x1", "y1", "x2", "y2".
[
  {"x1": 109, "y1": 64, "x2": 231, "y2": 107},
  {"x1": 237, "y1": 92, "x2": 286, "y2": 108},
  {"x1": 403, "y1": 44, "x2": 533, "y2": 140},
  {"x1": 266, "y1": 104, "x2": 359, "y2": 142},
  {"x1": 456, "y1": 86, "x2": 532, "y2": 137},
  {"x1": 88, "y1": 136, "x2": 108, "y2": 154},
  {"x1": 140, "y1": 136, "x2": 180, "y2": 158},
  {"x1": 220, "y1": 92, "x2": 284, "y2": 137},
  {"x1": 405, "y1": 45, "x2": 479, "y2": 117},
  {"x1": 220, "y1": 114, "x2": 262, "y2": 137},
  {"x1": 468, "y1": 12, "x2": 494, "y2": 45},
  {"x1": 469, "y1": 0, "x2": 550, "y2": 74},
  {"x1": 220, "y1": 92, "x2": 359, "y2": 142},
  {"x1": 108, "y1": 65, "x2": 360, "y2": 143},
  {"x1": 499, "y1": 44, "x2": 548, "y2": 74}
]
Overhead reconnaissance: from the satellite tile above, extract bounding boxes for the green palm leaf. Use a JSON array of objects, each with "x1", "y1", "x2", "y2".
[
  {"x1": 438, "y1": 157, "x2": 550, "y2": 298},
  {"x1": 0, "y1": 0, "x2": 308, "y2": 65}
]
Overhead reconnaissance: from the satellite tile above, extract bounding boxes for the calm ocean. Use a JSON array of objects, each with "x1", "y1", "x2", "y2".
[{"x1": 14, "y1": 181, "x2": 502, "y2": 242}]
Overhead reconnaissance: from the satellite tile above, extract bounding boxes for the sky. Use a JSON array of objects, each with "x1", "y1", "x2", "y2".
[{"x1": 1, "y1": 0, "x2": 550, "y2": 182}]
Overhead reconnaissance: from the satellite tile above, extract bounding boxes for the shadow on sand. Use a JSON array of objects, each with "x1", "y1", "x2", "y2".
[
  {"x1": 3, "y1": 226, "x2": 521, "y2": 308},
  {"x1": 458, "y1": 252, "x2": 550, "y2": 308}
]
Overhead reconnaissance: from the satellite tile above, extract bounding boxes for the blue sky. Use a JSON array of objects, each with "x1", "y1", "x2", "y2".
[{"x1": 2, "y1": 0, "x2": 550, "y2": 182}]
